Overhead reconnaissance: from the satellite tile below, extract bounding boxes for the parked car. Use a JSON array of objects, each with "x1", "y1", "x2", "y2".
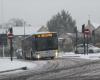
[
  {"x1": 75, "y1": 44, "x2": 100, "y2": 54},
  {"x1": 15, "y1": 49, "x2": 23, "y2": 59}
]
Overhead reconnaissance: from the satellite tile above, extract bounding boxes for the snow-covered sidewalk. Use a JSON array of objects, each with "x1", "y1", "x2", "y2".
[
  {"x1": 59, "y1": 52, "x2": 100, "y2": 60},
  {"x1": 0, "y1": 58, "x2": 37, "y2": 73}
]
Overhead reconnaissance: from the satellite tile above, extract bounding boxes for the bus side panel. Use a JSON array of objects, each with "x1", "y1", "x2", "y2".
[
  {"x1": 22, "y1": 36, "x2": 32, "y2": 59},
  {"x1": 32, "y1": 50, "x2": 57, "y2": 59}
]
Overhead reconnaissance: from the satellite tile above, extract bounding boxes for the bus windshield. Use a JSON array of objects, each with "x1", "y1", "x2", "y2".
[{"x1": 32, "y1": 32, "x2": 58, "y2": 51}]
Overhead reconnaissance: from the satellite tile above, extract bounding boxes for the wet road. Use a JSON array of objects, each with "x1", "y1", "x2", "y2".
[{"x1": 1, "y1": 58, "x2": 100, "y2": 80}]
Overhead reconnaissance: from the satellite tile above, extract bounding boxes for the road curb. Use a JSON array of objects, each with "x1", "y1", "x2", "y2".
[{"x1": 0, "y1": 67, "x2": 27, "y2": 73}]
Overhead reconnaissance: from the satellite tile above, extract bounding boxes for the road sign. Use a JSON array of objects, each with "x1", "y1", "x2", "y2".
[
  {"x1": 7, "y1": 33, "x2": 13, "y2": 39},
  {"x1": 84, "y1": 29, "x2": 90, "y2": 35}
]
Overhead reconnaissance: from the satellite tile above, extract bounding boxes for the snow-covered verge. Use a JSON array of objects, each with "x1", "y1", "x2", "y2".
[
  {"x1": 1, "y1": 52, "x2": 100, "y2": 73},
  {"x1": 59, "y1": 52, "x2": 100, "y2": 60},
  {"x1": 0, "y1": 58, "x2": 37, "y2": 73}
]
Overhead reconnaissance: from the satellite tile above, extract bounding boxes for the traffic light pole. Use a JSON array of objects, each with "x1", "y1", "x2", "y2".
[
  {"x1": 82, "y1": 24, "x2": 86, "y2": 55},
  {"x1": 86, "y1": 35, "x2": 89, "y2": 55},
  {"x1": 83, "y1": 33, "x2": 86, "y2": 54}
]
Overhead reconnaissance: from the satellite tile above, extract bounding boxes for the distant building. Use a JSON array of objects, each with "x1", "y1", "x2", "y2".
[
  {"x1": 12, "y1": 26, "x2": 40, "y2": 36},
  {"x1": 85, "y1": 20, "x2": 100, "y2": 45},
  {"x1": 58, "y1": 33, "x2": 74, "y2": 52},
  {"x1": 0, "y1": 26, "x2": 40, "y2": 56},
  {"x1": 12, "y1": 26, "x2": 40, "y2": 49},
  {"x1": 94, "y1": 26, "x2": 100, "y2": 44},
  {"x1": 85, "y1": 20, "x2": 95, "y2": 34},
  {"x1": 37, "y1": 26, "x2": 49, "y2": 32}
]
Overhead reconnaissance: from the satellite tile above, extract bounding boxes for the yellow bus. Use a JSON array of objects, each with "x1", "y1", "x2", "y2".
[{"x1": 21, "y1": 32, "x2": 58, "y2": 59}]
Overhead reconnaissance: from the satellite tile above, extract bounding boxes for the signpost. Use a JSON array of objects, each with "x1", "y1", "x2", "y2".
[
  {"x1": 82, "y1": 24, "x2": 86, "y2": 55},
  {"x1": 82, "y1": 24, "x2": 90, "y2": 55},
  {"x1": 7, "y1": 27, "x2": 13, "y2": 61},
  {"x1": 84, "y1": 29, "x2": 90, "y2": 55},
  {"x1": 84, "y1": 29, "x2": 90, "y2": 35}
]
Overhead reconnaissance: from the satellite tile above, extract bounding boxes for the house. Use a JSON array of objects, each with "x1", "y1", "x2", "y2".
[
  {"x1": 94, "y1": 26, "x2": 100, "y2": 45},
  {"x1": 95, "y1": 26, "x2": 100, "y2": 34},
  {"x1": 12, "y1": 26, "x2": 40, "y2": 49},
  {"x1": 0, "y1": 26, "x2": 40, "y2": 57},
  {"x1": 37, "y1": 26, "x2": 49, "y2": 32},
  {"x1": 85, "y1": 20, "x2": 95, "y2": 34},
  {"x1": 58, "y1": 33, "x2": 74, "y2": 52}
]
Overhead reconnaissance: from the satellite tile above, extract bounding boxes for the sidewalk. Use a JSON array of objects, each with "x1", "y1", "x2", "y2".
[
  {"x1": 59, "y1": 52, "x2": 100, "y2": 60},
  {"x1": 0, "y1": 58, "x2": 37, "y2": 73}
]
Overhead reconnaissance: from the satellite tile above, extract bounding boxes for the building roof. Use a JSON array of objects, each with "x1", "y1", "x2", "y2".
[
  {"x1": 0, "y1": 26, "x2": 40, "y2": 35},
  {"x1": 37, "y1": 26, "x2": 48, "y2": 32},
  {"x1": 85, "y1": 20, "x2": 95, "y2": 33},
  {"x1": 13, "y1": 26, "x2": 40, "y2": 35},
  {"x1": 95, "y1": 26, "x2": 100, "y2": 34}
]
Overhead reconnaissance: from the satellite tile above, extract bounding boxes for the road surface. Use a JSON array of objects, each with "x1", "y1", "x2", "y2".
[{"x1": 0, "y1": 57, "x2": 100, "y2": 80}]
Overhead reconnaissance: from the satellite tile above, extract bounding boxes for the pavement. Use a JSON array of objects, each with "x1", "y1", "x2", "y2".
[
  {"x1": 0, "y1": 58, "x2": 37, "y2": 73},
  {"x1": 59, "y1": 52, "x2": 100, "y2": 60}
]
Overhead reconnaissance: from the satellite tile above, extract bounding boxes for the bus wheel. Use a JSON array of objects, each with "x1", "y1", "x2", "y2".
[{"x1": 51, "y1": 56, "x2": 55, "y2": 59}]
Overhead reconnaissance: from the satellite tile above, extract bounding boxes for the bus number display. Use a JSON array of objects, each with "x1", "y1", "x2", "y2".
[{"x1": 33, "y1": 33, "x2": 53, "y2": 38}]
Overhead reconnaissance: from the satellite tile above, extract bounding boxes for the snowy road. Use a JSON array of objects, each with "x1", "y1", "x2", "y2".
[{"x1": 1, "y1": 57, "x2": 100, "y2": 80}]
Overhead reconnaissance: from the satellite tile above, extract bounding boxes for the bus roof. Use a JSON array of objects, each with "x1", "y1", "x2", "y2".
[
  {"x1": 21, "y1": 32, "x2": 57, "y2": 41},
  {"x1": 31, "y1": 32, "x2": 57, "y2": 35}
]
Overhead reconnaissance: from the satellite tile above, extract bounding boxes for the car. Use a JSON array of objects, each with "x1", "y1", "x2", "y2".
[
  {"x1": 75, "y1": 44, "x2": 100, "y2": 54},
  {"x1": 15, "y1": 49, "x2": 23, "y2": 59}
]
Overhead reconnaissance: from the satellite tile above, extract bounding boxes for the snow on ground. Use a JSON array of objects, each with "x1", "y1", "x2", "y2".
[
  {"x1": 0, "y1": 58, "x2": 37, "y2": 72},
  {"x1": 1, "y1": 52, "x2": 100, "y2": 73},
  {"x1": 59, "y1": 52, "x2": 100, "y2": 60}
]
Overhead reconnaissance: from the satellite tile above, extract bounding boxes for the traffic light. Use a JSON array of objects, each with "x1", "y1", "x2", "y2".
[
  {"x1": 92, "y1": 30, "x2": 95, "y2": 35},
  {"x1": 74, "y1": 27, "x2": 77, "y2": 32},
  {"x1": 9, "y1": 27, "x2": 13, "y2": 33},
  {"x1": 82, "y1": 24, "x2": 85, "y2": 33}
]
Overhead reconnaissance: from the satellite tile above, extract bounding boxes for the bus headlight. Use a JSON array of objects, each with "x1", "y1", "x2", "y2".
[
  {"x1": 37, "y1": 54, "x2": 40, "y2": 59},
  {"x1": 55, "y1": 50, "x2": 58, "y2": 58}
]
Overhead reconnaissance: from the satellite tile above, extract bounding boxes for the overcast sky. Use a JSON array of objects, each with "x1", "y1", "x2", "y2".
[{"x1": 0, "y1": 0, "x2": 100, "y2": 30}]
